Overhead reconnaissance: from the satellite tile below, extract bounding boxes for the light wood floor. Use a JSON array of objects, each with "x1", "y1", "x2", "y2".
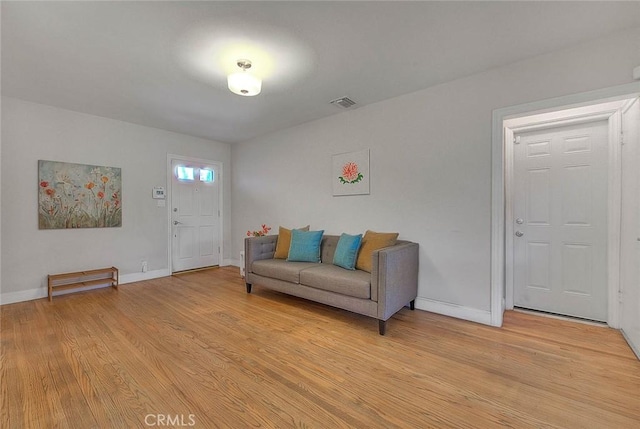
[{"x1": 2, "y1": 267, "x2": 639, "y2": 428}]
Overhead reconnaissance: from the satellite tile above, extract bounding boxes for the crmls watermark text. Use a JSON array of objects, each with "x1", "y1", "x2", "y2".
[{"x1": 144, "y1": 414, "x2": 196, "y2": 427}]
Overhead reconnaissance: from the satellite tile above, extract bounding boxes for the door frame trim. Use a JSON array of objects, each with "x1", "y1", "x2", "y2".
[
  {"x1": 504, "y1": 103, "x2": 624, "y2": 326},
  {"x1": 167, "y1": 154, "x2": 224, "y2": 274},
  {"x1": 490, "y1": 82, "x2": 640, "y2": 327}
]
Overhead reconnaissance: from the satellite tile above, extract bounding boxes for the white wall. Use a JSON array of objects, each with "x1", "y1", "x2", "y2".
[
  {"x1": 621, "y1": 97, "x2": 640, "y2": 357},
  {"x1": 1, "y1": 97, "x2": 231, "y2": 303},
  {"x1": 231, "y1": 27, "x2": 640, "y2": 322}
]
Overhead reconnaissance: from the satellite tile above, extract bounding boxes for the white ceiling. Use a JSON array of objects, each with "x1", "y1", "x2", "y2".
[{"x1": 2, "y1": 1, "x2": 639, "y2": 143}]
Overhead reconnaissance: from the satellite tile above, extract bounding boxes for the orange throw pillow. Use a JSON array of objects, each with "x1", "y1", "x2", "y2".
[
  {"x1": 274, "y1": 225, "x2": 310, "y2": 259},
  {"x1": 355, "y1": 230, "x2": 399, "y2": 272}
]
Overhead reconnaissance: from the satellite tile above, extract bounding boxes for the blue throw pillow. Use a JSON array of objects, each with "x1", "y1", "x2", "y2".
[
  {"x1": 287, "y1": 229, "x2": 324, "y2": 262},
  {"x1": 333, "y1": 233, "x2": 363, "y2": 270}
]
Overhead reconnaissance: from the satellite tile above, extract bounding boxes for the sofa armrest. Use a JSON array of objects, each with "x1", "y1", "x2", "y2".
[
  {"x1": 244, "y1": 235, "x2": 279, "y2": 275},
  {"x1": 374, "y1": 242, "x2": 419, "y2": 321}
]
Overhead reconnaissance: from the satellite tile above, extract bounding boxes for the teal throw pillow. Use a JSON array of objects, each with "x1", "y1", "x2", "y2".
[
  {"x1": 333, "y1": 233, "x2": 363, "y2": 270},
  {"x1": 287, "y1": 229, "x2": 324, "y2": 263}
]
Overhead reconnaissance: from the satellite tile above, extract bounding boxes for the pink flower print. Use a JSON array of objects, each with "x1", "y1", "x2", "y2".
[
  {"x1": 339, "y1": 162, "x2": 363, "y2": 184},
  {"x1": 342, "y1": 162, "x2": 359, "y2": 182}
]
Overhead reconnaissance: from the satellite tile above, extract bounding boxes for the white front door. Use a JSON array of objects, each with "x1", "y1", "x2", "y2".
[
  {"x1": 513, "y1": 119, "x2": 609, "y2": 321},
  {"x1": 171, "y1": 159, "x2": 220, "y2": 272},
  {"x1": 620, "y1": 97, "x2": 640, "y2": 355}
]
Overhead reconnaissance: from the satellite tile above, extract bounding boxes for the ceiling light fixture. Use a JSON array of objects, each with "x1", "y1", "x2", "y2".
[{"x1": 227, "y1": 59, "x2": 261, "y2": 96}]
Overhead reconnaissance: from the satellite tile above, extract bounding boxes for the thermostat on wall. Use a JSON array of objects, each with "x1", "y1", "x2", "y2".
[{"x1": 152, "y1": 186, "x2": 165, "y2": 199}]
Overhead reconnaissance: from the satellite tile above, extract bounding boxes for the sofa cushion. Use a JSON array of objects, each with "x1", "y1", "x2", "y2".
[
  {"x1": 355, "y1": 230, "x2": 399, "y2": 273},
  {"x1": 287, "y1": 229, "x2": 324, "y2": 262},
  {"x1": 320, "y1": 235, "x2": 340, "y2": 264},
  {"x1": 252, "y1": 259, "x2": 320, "y2": 284},
  {"x1": 274, "y1": 225, "x2": 310, "y2": 259},
  {"x1": 333, "y1": 233, "x2": 363, "y2": 270},
  {"x1": 300, "y1": 264, "x2": 371, "y2": 299}
]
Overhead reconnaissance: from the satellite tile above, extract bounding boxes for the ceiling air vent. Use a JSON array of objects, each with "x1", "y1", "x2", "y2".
[{"x1": 330, "y1": 97, "x2": 357, "y2": 109}]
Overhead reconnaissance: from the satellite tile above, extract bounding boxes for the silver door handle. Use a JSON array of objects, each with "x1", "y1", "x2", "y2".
[
  {"x1": 515, "y1": 231, "x2": 524, "y2": 237},
  {"x1": 173, "y1": 220, "x2": 182, "y2": 225}
]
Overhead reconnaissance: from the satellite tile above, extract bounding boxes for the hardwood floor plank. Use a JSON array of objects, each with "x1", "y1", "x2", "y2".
[{"x1": 2, "y1": 266, "x2": 639, "y2": 428}]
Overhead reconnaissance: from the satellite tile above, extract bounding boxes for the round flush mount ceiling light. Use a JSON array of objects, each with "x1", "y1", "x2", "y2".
[
  {"x1": 227, "y1": 59, "x2": 262, "y2": 96},
  {"x1": 176, "y1": 20, "x2": 314, "y2": 94}
]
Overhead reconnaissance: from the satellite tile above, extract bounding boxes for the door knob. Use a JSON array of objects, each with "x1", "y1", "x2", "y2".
[
  {"x1": 515, "y1": 231, "x2": 524, "y2": 237},
  {"x1": 173, "y1": 220, "x2": 182, "y2": 225},
  {"x1": 516, "y1": 218, "x2": 524, "y2": 225}
]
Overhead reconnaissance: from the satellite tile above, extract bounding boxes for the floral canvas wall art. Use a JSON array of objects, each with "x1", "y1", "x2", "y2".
[
  {"x1": 332, "y1": 149, "x2": 370, "y2": 196},
  {"x1": 38, "y1": 160, "x2": 122, "y2": 229}
]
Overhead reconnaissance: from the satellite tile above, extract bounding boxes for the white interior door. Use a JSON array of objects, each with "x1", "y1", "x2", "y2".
[
  {"x1": 171, "y1": 159, "x2": 220, "y2": 272},
  {"x1": 620, "y1": 97, "x2": 640, "y2": 357},
  {"x1": 513, "y1": 119, "x2": 609, "y2": 321}
]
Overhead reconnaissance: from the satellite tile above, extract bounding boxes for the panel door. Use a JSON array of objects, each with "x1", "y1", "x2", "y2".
[
  {"x1": 171, "y1": 160, "x2": 220, "y2": 272},
  {"x1": 513, "y1": 120, "x2": 609, "y2": 321}
]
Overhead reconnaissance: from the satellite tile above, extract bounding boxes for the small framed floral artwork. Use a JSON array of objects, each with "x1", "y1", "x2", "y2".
[
  {"x1": 332, "y1": 149, "x2": 370, "y2": 196},
  {"x1": 38, "y1": 160, "x2": 122, "y2": 229}
]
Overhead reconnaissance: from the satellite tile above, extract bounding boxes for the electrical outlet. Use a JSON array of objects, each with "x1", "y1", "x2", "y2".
[{"x1": 141, "y1": 260, "x2": 148, "y2": 273}]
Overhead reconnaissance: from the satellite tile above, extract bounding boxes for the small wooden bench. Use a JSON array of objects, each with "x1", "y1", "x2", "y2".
[{"x1": 48, "y1": 267, "x2": 118, "y2": 301}]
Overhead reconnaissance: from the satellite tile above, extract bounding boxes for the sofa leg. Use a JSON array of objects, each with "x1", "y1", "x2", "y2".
[
  {"x1": 410, "y1": 300, "x2": 415, "y2": 310},
  {"x1": 246, "y1": 283, "x2": 252, "y2": 293},
  {"x1": 378, "y1": 320, "x2": 387, "y2": 336}
]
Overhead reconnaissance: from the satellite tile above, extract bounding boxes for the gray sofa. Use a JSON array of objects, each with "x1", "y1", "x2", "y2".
[{"x1": 244, "y1": 234, "x2": 419, "y2": 335}]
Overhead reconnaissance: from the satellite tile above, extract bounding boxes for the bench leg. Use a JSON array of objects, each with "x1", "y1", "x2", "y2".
[
  {"x1": 378, "y1": 320, "x2": 387, "y2": 336},
  {"x1": 246, "y1": 283, "x2": 252, "y2": 293},
  {"x1": 410, "y1": 300, "x2": 415, "y2": 310}
]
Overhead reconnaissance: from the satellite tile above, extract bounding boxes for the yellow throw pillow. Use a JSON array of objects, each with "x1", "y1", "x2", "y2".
[
  {"x1": 274, "y1": 225, "x2": 310, "y2": 259},
  {"x1": 355, "y1": 230, "x2": 399, "y2": 272}
]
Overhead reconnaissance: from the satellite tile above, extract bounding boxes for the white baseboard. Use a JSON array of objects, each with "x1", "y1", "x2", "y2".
[
  {"x1": 0, "y1": 288, "x2": 48, "y2": 305},
  {"x1": 0, "y1": 269, "x2": 171, "y2": 305},
  {"x1": 119, "y1": 269, "x2": 170, "y2": 285},
  {"x1": 415, "y1": 297, "x2": 493, "y2": 326},
  {"x1": 621, "y1": 329, "x2": 640, "y2": 361},
  {"x1": 225, "y1": 258, "x2": 241, "y2": 267}
]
